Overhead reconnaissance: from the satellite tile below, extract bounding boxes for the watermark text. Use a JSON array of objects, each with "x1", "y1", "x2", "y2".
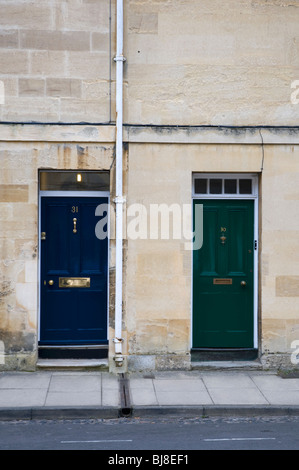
[
  {"x1": 0, "y1": 81, "x2": 4, "y2": 105},
  {"x1": 291, "y1": 80, "x2": 299, "y2": 105},
  {"x1": 291, "y1": 340, "x2": 299, "y2": 365},
  {"x1": 95, "y1": 202, "x2": 203, "y2": 250},
  {"x1": 0, "y1": 340, "x2": 5, "y2": 365}
]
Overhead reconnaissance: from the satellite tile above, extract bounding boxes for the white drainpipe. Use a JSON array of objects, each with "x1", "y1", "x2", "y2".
[{"x1": 113, "y1": 0, "x2": 125, "y2": 367}]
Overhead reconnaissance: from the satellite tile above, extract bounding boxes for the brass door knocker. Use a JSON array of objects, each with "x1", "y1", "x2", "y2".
[{"x1": 73, "y1": 217, "x2": 77, "y2": 234}]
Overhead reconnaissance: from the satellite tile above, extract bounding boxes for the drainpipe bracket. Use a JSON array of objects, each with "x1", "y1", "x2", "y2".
[
  {"x1": 113, "y1": 196, "x2": 126, "y2": 205},
  {"x1": 113, "y1": 337, "x2": 124, "y2": 343},
  {"x1": 114, "y1": 55, "x2": 127, "y2": 62}
]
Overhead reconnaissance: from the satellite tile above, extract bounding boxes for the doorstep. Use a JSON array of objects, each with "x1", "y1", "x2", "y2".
[
  {"x1": 191, "y1": 360, "x2": 264, "y2": 371},
  {"x1": 36, "y1": 358, "x2": 109, "y2": 371},
  {"x1": 38, "y1": 344, "x2": 108, "y2": 360}
]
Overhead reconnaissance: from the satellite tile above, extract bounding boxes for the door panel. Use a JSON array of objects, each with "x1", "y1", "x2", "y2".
[
  {"x1": 193, "y1": 199, "x2": 254, "y2": 349},
  {"x1": 200, "y1": 208, "x2": 219, "y2": 275},
  {"x1": 46, "y1": 204, "x2": 71, "y2": 274},
  {"x1": 80, "y1": 202, "x2": 106, "y2": 274},
  {"x1": 40, "y1": 196, "x2": 108, "y2": 345},
  {"x1": 227, "y1": 206, "x2": 248, "y2": 275}
]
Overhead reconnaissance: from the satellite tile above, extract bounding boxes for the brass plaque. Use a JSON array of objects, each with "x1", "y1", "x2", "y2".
[
  {"x1": 59, "y1": 277, "x2": 90, "y2": 288},
  {"x1": 213, "y1": 278, "x2": 232, "y2": 285}
]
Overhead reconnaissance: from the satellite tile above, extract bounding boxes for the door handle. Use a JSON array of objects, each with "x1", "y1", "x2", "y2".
[
  {"x1": 240, "y1": 281, "x2": 246, "y2": 287},
  {"x1": 73, "y1": 218, "x2": 77, "y2": 234},
  {"x1": 48, "y1": 280, "x2": 54, "y2": 286}
]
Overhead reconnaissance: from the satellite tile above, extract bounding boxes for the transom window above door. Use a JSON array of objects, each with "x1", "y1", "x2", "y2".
[
  {"x1": 193, "y1": 174, "x2": 258, "y2": 198},
  {"x1": 39, "y1": 171, "x2": 110, "y2": 192}
]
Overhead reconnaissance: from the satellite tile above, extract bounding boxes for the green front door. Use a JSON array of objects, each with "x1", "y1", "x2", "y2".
[{"x1": 193, "y1": 199, "x2": 254, "y2": 348}]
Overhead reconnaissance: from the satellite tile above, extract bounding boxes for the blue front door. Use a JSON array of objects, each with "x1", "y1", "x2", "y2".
[{"x1": 40, "y1": 197, "x2": 108, "y2": 345}]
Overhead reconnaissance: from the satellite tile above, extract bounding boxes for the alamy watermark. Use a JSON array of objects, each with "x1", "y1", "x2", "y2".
[
  {"x1": 291, "y1": 80, "x2": 299, "y2": 105},
  {"x1": 0, "y1": 80, "x2": 4, "y2": 105},
  {"x1": 95, "y1": 202, "x2": 203, "y2": 250},
  {"x1": 291, "y1": 340, "x2": 299, "y2": 365},
  {"x1": 0, "y1": 340, "x2": 5, "y2": 365}
]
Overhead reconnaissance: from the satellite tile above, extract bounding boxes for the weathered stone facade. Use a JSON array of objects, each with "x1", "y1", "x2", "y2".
[
  {"x1": 0, "y1": 0, "x2": 299, "y2": 371},
  {"x1": 0, "y1": 0, "x2": 114, "y2": 123}
]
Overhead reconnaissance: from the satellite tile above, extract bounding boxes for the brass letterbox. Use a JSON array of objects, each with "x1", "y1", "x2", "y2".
[{"x1": 59, "y1": 277, "x2": 90, "y2": 288}]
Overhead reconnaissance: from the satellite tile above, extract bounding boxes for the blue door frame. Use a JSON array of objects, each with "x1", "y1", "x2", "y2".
[{"x1": 40, "y1": 196, "x2": 109, "y2": 345}]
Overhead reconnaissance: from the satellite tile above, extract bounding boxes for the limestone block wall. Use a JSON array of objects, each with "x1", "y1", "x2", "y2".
[
  {"x1": 125, "y1": 0, "x2": 299, "y2": 126},
  {"x1": 1, "y1": 0, "x2": 298, "y2": 127},
  {"x1": 0, "y1": 0, "x2": 115, "y2": 123},
  {"x1": 0, "y1": 127, "x2": 298, "y2": 370},
  {"x1": 261, "y1": 145, "x2": 299, "y2": 367},
  {"x1": 126, "y1": 140, "x2": 299, "y2": 370},
  {"x1": 0, "y1": 0, "x2": 299, "y2": 372},
  {"x1": 0, "y1": 138, "x2": 117, "y2": 370}
]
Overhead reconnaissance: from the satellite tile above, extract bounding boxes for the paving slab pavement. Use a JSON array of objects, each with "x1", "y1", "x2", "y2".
[
  {"x1": 0, "y1": 371, "x2": 120, "y2": 420},
  {"x1": 1, "y1": 369, "x2": 299, "y2": 420}
]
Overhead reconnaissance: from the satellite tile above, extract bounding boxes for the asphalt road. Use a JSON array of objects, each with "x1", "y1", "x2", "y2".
[{"x1": 0, "y1": 415, "x2": 299, "y2": 452}]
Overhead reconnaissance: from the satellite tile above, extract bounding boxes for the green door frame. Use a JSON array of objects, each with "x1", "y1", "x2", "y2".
[{"x1": 191, "y1": 174, "x2": 259, "y2": 351}]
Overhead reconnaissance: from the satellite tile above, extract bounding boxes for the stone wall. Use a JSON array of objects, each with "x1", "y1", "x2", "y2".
[
  {"x1": 125, "y1": 0, "x2": 299, "y2": 126},
  {"x1": 1, "y1": 0, "x2": 298, "y2": 126},
  {"x1": 0, "y1": 124, "x2": 299, "y2": 371},
  {"x1": 0, "y1": 0, "x2": 299, "y2": 371},
  {"x1": 261, "y1": 144, "x2": 299, "y2": 368},
  {"x1": 0, "y1": 0, "x2": 115, "y2": 123},
  {"x1": 0, "y1": 135, "x2": 117, "y2": 370},
  {"x1": 126, "y1": 138, "x2": 299, "y2": 371}
]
